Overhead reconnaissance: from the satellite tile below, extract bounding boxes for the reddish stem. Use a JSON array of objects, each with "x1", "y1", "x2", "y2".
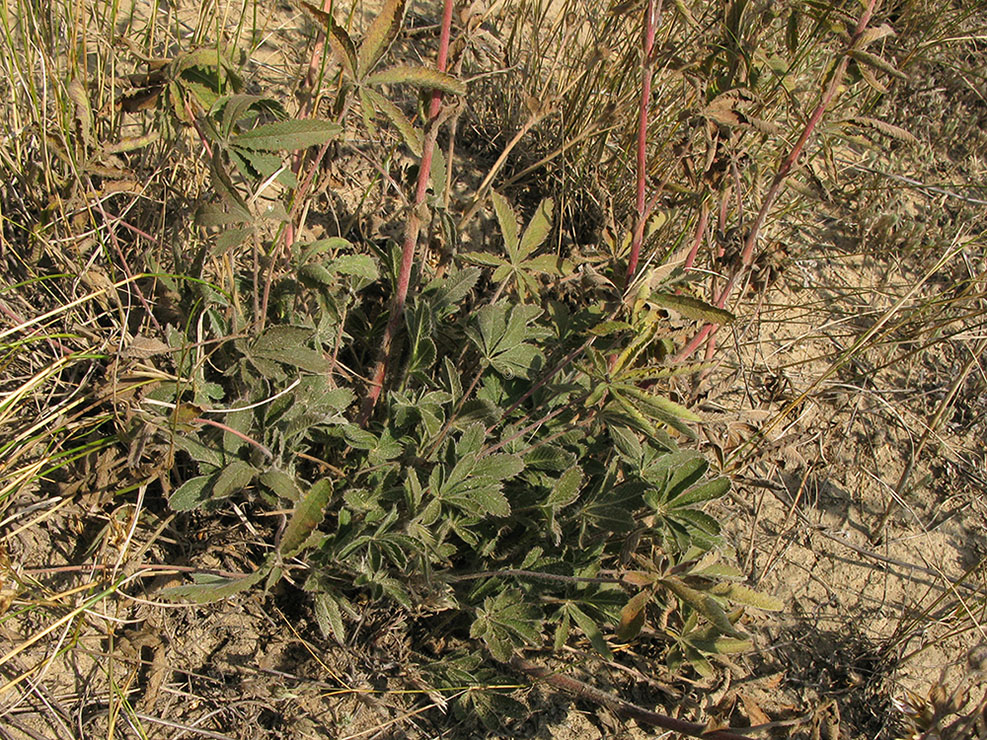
[
  {"x1": 625, "y1": 0, "x2": 662, "y2": 285},
  {"x1": 362, "y1": 0, "x2": 456, "y2": 418},
  {"x1": 675, "y1": 0, "x2": 881, "y2": 362}
]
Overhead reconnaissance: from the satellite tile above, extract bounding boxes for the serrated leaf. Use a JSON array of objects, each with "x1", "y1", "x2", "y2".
[
  {"x1": 169, "y1": 474, "x2": 216, "y2": 511},
  {"x1": 214, "y1": 226, "x2": 254, "y2": 255},
  {"x1": 651, "y1": 292, "x2": 734, "y2": 324},
  {"x1": 461, "y1": 251, "x2": 508, "y2": 268},
  {"x1": 259, "y1": 469, "x2": 303, "y2": 501},
  {"x1": 471, "y1": 484, "x2": 511, "y2": 517},
  {"x1": 332, "y1": 254, "x2": 379, "y2": 280},
  {"x1": 849, "y1": 50, "x2": 908, "y2": 80},
  {"x1": 568, "y1": 604, "x2": 612, "y2": 659},
  {"x1": 357, "y1": 0, "x2": 406, "y2": 78},
  {"x1": 196, "y1": 202, "x2": 252, "y2": 228},
  {"x1": 472, "y1": 453, "x2": 524, "y2": 481},
  {"x1": 315, "y1": 592, "x2": 347, "y2": 644},
  {"x1": 231, "y1": 119, "x2": 341, "y2": 151},
  {"x1": 547, "y1": 466, "x2": 583, "y2": 507},
  {"x1": 589, "y1": 320, "x2": 633, "y2": 336},
  {"x1": 301, "y1": 2, "x2": 358, "y2": 80},
  {"x1": 279, "y1": 478, "x2": 333, "y2": 558},
  {"x1": 491, "y1": 191, "x2": 519, "y2": 256},
  {"x1": 617, "y1": 589, "x2": 650, "y2": 641},
  {"x1": 159, "y1": 558, "x2": 271, "y2": 603},
  {"x1": 364, "y1": 65, "x2": 466, "y2": 95},
  {"x1": 517, "y1": 198, "x2": 553, "y2": 259},
  {"x1": 362, "y1": 87, "x2": 422, "y2": 155},
  {"x1": 212, "y1": 460, "x2": 257, "y2": 499},
  {"x1": 429, "y1": 267, "x2": 480, "y2": 311},
  {"x1": 67, "y1": 78, "x2": 92, "y2": 149},
  {"x1": 709, "y1": 583, "x2": 783, "y2": 611}
]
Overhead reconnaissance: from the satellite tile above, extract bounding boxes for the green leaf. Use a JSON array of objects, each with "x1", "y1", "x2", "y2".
[
  {"x1": 461, "y1": 251, "x2": 509, "y2": 268},
  {"x1": 547, "y1": 466, "x2": 583, "y2": 507},
  {"x1": 668, "y1": 476, "x2": 729, "y2": 508},
  {"x1": 621, "y1": 386, "x2": 701, "y2": 423},
  {"x1": 517, "y1": 198, "x2": 553, "y2": 259},
  {"x1": 231, "y1": 119, "x2": 341, "y2": 151},
  {"x1": 650, "y1": 292, "x2": 734, "y2": 325},
  {"x1": 314, "y1": 591, "x2": 347, "y2": 644},
  {"x1": 472, "y1": 454, "x2": 524, "y2": 481},
  {"x1": 259, "y1": 469, "x2": 303, "y2": 501},
  {"x1": 279, "y1": 479, "x2": 333, "y2": 558},
  {"x1": 213, "y1": 226, "x2": 254, "y2": 255},
  {"x1": 568, "y1": 604, "x2": 612, "y2": 659},
  {"x1": 159, "y1": 558, "x2": 272, "y2": 603},
  {"x1": 470, "y1": 588, "x2": 543, "y2": 662},
  {"x1": 364, "y1": 65, "x2": 466, "y2": 95},
  {"x1": 471, "y1": 483, "x2": 511, "y2": 517},
  {"x1": 491, "y1": 191, "x2": 519, "y2": 257},
  {"x1": 357, "y1": 0, "x2": 406, "y2": 78},
  {"x1": 709, "y1": 583, "x2": 783, "y2": 611},
  {"x1": 361, "y1": 87, "x2": 422, "y2": 156},
  {"x1": 332, "y1": 254, "x2": 379, "y2": 281},
  {"x1": 212, "y1": 460, "x2": 257, "y2": 499},
  {"x1": 661, "y1": 576, "x2": 744, "y2": 638},
  {"x1": 251, "y1": 326, "x2": 330, "y2": 374},
  {"x1": 169, "y1": 474, "x2": 216, "y2": 511},
  {"x1": 849, "y1": 50, "x2": 908, "y2": 80}
]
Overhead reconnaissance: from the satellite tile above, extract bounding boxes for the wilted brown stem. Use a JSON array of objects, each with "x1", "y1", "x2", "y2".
[{"x1": 510, "y1": 656, "x2": 754, "y2": 740}]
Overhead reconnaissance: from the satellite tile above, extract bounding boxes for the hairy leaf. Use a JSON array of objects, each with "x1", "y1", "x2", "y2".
[
  {"x1": 279, "y1": 479, "x2": 333, "y2": 558},
  {"x1": 364, "y1": 66, "x2": 466, "y2": 95},
  {"x1": 231, "y1": 119, "x2": 341, "y2": 151}
]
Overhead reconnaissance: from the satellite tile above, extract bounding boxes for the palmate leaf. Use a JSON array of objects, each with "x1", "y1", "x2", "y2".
[
  {"x1": 469, "y1": 303, "x2": 545, "y2": 379},
  {"x1": 470, "y1": 588, "x2": 544, "y2": 661},
  {"x1": 364, "y1": 65, "x2": 466, "y2": 95},
  {"x1": 661, "y1": 576, "x2": 745, "y2": 638}
]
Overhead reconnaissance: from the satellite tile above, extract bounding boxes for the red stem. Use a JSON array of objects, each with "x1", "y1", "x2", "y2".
[
  {"x1": 625, "y1": 0, "x2": 661, "y2": 285},
  {"x1": 362, "y1": 0, "x2": 456, "y2": 418},
  {"x1": 675, "y1": 0, "x2": 881, "y2": 362}
]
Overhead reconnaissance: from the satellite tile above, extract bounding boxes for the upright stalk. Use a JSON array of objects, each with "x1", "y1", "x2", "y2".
[
  {"x1": 625, "y1": 0, "x2": 662, "y2": 285},
  {"x1": 363, "y1": 0, "x2": 456, "y2": 417},
  {"x1": 675, "y1": 0, "x2": 882, "y2": 361}
]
